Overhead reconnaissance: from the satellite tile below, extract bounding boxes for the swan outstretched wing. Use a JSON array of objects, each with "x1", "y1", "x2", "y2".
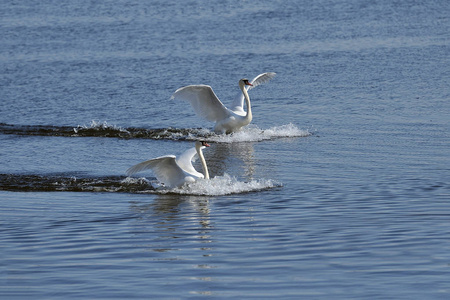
[
  {"x1": 126, "y1": 155, "x2": 186, "y2": 188},
  {"x1": 175, "y1": 146, "x2": 200, "y2": 176},
  {"x1": 230, "y1": 72, "x2": 276, "y2": 112},
  {"x1": 248, "y1": 72, "x2": 277, "y2": 90},
  {"x1": 171, "y1": 85, "x2": 230, "y2": 122}
]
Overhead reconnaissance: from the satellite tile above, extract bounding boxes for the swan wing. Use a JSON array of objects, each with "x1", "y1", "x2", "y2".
[
  {"x1": 171, "y1": 85, "x2": 230, "y2": 122},
  {"x1": 175, "y1": 147, "x2": 200, "y2": 176},
  {"x1": 230, "y1": 72, "x2": 277, "y2": 112},
  {"x1": 248, "y1": 72, "x2": 277, "y2": 90},
  {"x1": 126, "y1": 155, "x2": 186, "y2": 188}
]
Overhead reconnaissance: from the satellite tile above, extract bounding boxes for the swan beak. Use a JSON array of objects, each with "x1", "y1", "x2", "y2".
[
  {"x1": 202, "y1": 141, "x2": 210, "y2": 147},
  {"x1": 243, "y1": 79, "x2": 253, "y2": 86}
]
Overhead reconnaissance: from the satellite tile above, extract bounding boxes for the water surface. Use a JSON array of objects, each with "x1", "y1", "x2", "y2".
[{"x1": 1, "y1": 0, "x2": 449, "y2": 298}]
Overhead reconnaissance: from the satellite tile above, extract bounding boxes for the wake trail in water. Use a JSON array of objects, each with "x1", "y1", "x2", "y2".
[
  {"x1": 0, "y1": 121, "x2": 311, "y2": 142},
  {"x1": 0, "y1": 121, "x2": 209, "y2": 140},
  {"x1": 0, "y1": 173, "x2": 281, "y2": 196},
  {"x1": 0, "y1": 174, "x2": 150, "y2": 193}
]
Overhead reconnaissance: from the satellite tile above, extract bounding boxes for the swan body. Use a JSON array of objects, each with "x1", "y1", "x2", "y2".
[
  {"x1": 126, "y1": 141, "x2": 210, "y2": 188},
  {"x1": 171, "y1": 72, "x2": 276, "y2": 134}
]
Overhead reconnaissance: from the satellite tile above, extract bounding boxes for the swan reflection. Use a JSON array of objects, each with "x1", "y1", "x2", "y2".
[
  {"x1": 128, "y1": 194, "x2": 213, "y2": 255},
  {"x1": 205, "y1": 141, "x2": 257, "y2": 181}
]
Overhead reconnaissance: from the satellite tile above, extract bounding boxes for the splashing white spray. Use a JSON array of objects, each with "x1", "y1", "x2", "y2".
[
  {"x1": 208, "y1": 123, "x2": 311, "y2": 143},
  {"x1": 124, "y1": 174, "x2": 281, "y2": 196},
  {"x1": 74, "y1": 120, "x2": 129, "y2": 134},
  {"x1": 170, "y1": 174, "x2": 282, "y2": 196}
]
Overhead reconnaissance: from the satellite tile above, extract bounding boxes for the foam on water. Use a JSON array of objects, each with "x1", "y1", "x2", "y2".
[
  {"x1": 207, "y1": 123, "x2": 311, "y2": 143},
  {"x1": 74, "y1": 120, "x2": 128, "y2": 134},
  {"x1": 171, "y1": 174, "x2": 282, "y2": 196},
  {"x1": 124, "y1": 173, "x2": 282, "y2": 196}
]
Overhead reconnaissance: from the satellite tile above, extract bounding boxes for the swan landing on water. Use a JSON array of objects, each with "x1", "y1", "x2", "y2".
[
  {"x1": 126, "y1": 141, "x2": 210, "y2": 188},
  {"x1": 171, "y1": 72, "x2": 276, "y2": 134}
]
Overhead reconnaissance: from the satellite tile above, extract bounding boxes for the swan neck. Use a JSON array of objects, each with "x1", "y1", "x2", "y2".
[
  {"x1": 242, "y1": 86, "x2": 252, "y2": 119},
  {"x1": 197, "y1": 148, "x2": 209, "y2": 179}
]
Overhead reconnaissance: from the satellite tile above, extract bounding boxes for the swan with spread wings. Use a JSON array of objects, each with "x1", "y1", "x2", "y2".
[
  {"x1": 126, "y1": 141, "x2": 210, "y2": 188},
  {"x1": 171, "y1": 72, "x2": 276, "y2": 134}
]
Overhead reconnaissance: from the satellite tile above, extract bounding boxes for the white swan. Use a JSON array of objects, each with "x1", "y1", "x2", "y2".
[
  {"x1": 171, "y1": 72, "x2": 276, "y2": 134},
  {"x1": 126, "y1": 141, "x2": 210, "y2": 188}
]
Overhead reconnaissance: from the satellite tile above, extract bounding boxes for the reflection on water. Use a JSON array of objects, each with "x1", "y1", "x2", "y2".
[
  {"x1": 127, "y1": 194, "x2": 222, "y2": 296},
  {"x1": 128, "y1": 194, "x2": 213, "y2": 259},
  {"x1": 208, "y1": 141, "x2": 256, "y2": 180}
]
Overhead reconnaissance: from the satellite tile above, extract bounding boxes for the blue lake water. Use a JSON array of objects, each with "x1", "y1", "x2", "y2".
[{"x1": 1, "y1": 0, "x2": 449, "y2": 298}]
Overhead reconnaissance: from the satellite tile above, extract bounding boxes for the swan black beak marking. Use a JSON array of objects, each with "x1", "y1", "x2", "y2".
[{"x1": 202, "y1": 141, "x2": 210, "y2": 147}]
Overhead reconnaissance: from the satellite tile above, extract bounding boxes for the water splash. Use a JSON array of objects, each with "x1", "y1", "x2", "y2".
[
  {"x1": 207, "y1": 123, "x2": 311, "y2": 143},
  {"x1": 73, "y1": 120, "x2": 128, "y2": 134},
  {"x1": 154, "y1": 174, "x2": 282, "y2": 196}
]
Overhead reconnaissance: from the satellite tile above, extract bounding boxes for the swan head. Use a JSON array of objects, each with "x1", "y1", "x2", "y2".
[
  {"x1": 239, "y1": 78, "x2": 253, "y2": 89},
  {"x1": 195, "y1": 140, "x2": 210, "y2": 150}
]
